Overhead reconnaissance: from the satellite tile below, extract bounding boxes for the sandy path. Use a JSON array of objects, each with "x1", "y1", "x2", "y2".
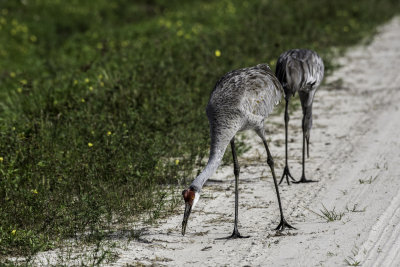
[
  {"x1": 109, "y1": 17, "x2": 400, "y2": 267},
  {"x1": 24, "y1": 17, "x2": 400, "y2": 266}
]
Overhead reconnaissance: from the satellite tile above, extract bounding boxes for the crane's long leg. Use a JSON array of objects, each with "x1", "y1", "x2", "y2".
[
  {"x1": 279, "y1": 97, "x2": 296, "y2": 185},
  {"x1": 257, "y1": 130, "x2": 295, "y2": 231},
  {"x1": 218, "y1": 137, "x2": 249, "y2": 239},
  {"x1": 293, "y1": 111, "x2": 317, "y2": 184}
]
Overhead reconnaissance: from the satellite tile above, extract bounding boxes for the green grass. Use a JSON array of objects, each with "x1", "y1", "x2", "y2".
[
  {"x1": 0, "y1": 0, "x2": 399, "y2": 260},
  {"x1": 359, "y1": 175, "x2": 378, "y2": 184},
  {"x1": 314, "y1": 205, "x2": 346, "y2": 222}
]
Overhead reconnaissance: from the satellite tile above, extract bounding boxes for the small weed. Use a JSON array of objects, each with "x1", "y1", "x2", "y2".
[
  {"x1": 320, "y1": 205, "x2": 345, "y2": 222},
  {"x1": 344, "y1": 258, "x2": 361, "y2": 266},
  {"x1": 307, "y1": 204, "x2": 345, "y2": 222},
  {"x1": 359, "y1": 175, "x2": 378, "y2": 184},
  {"x1": 346, "y1": 204, "x2": 366, "y2": 213},
  {"x1": 345, "y1": 246, "x2": 360, "y2": 266}
]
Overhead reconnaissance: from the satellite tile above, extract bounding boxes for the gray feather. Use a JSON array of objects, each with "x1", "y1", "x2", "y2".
[
  {"x1": 190, "y1": 63, "x2": 283, "y2": 192},
  {"x1": 276, "y1": 49, "x2": 324, "y2": 157},
  {"x1": 276, "y1": 49, "x2": 324, "y2": 101}
]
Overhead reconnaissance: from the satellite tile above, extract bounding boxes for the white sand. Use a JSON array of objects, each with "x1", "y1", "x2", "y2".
[{"x1": 28, "y1": 16, "x2": 400, "y2": 266}]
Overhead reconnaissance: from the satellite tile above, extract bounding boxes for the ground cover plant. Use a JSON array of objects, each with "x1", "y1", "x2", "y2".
[{"x1": 0, "y1": 0, "x2": 399, "y2": 260}]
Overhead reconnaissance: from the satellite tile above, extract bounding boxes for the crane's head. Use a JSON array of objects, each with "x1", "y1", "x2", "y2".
[{"x1": 181, "y1": 187, "x2": 200, "y2": 236}]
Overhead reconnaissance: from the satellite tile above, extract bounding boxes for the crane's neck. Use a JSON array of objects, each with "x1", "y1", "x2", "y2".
[{"x1": 190, "y1": 143, "x2": 226, "y2": 192}]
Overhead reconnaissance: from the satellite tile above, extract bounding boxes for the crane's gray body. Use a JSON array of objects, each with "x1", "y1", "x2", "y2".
[
  {"x1": 276, "y1": 49, "x2": 324, "y2": 138},
  {"x1": 276, "y1": 49, "x2": 324, "y2": 99},
  {"x1": 190, "y1": 64, "x2": 283, "y2": 192}
]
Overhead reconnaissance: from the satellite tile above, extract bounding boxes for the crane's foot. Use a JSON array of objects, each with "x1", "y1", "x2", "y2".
[
  {"x1": 292, "y1": 175, "x2": 318, "y2": 184},
  {"x1": 217, "y1": 229, "x2": 250, "y2": 240},
  {"x1": 275, "y1": 218, "x2": 296, "y2": 231},
  {"x1": 279, "y1": 166, "x2": 296, "y2": 185}
]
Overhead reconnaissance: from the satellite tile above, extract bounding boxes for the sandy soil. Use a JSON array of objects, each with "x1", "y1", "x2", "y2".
[{"x1": 25, "y1": 17, "x2": 400, "y2": 266}]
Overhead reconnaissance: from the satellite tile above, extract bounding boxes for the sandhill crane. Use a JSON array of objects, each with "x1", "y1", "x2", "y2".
[
  {"x1": 181, "y1": 64, "x2": 294, "y2": 238},
  {"x1": 275, "y1": 49, "x2": 324, "y2": 184}
]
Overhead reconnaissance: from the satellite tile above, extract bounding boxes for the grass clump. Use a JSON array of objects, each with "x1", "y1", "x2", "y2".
[
  {"x1": 0, "y1": 0, "x2": 399, "y2": 260},
  {"x1": 344, "y1": 247, "x2": 361, "y2": 266},
  {"x1": 359, "y1": 175, "x2": 378, "y2": 184},
  {"x1": 319, "y1": 205, "x2": 345, "y2": 222},
  {"x1": 308, "y1": 204, "x2": 345, "y2": 222}
]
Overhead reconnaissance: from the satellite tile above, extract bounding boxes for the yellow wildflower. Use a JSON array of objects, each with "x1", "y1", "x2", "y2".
[
  {"x1": 176, "y1": 30, "x2": 184, "y2": 37},
  {"x1": 81, "y1": 98, "x2": 85, "y2": 103},
  {"x1": 215, "y1": 50, "x2": 221, "y2": 57},
  {"x1": 84, "y1": 78, "x2": 90, "y2": 83},
  {"x1": 10, "y1": 72, "x2": 16, "y2": 78},
  {"x1": 11, "y1": 230, "x2": 16, "y2": 235},
  {"x1": 31, "y1": 189, "x2": 38, "y2": 194},
  {"x1": 107, "y1": 131, "x2": 112, "y2": 136},
  {"x1": 73, "y1": 79, "x2": 78, "y2": 85},
  {"x1": 269, "y1": 59, "x2": 276, "y2": 66},
  {"x1": 30, "y1": 35, "x2": 37, "y2": 42},
  {"x1": 100, "y1": 82, "x2": 104, "y2": 87},
  {"x1": 98, "y1": 74, "x2": 103, "y2": 80},
  {"x1": 175, "y1": 159, "x2": 179, "y2": 165},
  {"x1": 89, "y1": 86, "x2": 93, "y2": 91},
  {"x1": 88, "y1": 142, "x2": 93, "y2": 147},
  {"x1": 17, "y1": 88, "x2": 22, "y2": 93},
  {"x1": 20, "y1": 79, "x2": 27, "y2": 85},
  {"x1": 121, "y1": 40, "x2": 129, "y2": 47},
  {"x1": 0, "y1": 157, "x2": 3, "y2": 162}
]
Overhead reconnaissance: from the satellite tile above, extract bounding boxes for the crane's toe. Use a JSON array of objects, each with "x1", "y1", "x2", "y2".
[
  {"x1": 293, "y1": 175, "x2": 318, "y2": 184},
  {"x1": 279, "y1": 165, "x2": 296, "y2": 185},
  {"x1": 217, "y1": 229, "x2": 250, "y2": 240},
  {"x1": 275, "y1": 218, "x2": 296, "y2": 231}
]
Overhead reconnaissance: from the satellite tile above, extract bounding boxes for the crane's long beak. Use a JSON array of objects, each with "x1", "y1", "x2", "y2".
[{"x1": 182, "y1": 202, "x2": 192, "y2": 236}]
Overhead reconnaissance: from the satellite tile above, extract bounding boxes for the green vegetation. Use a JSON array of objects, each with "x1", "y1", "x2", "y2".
[
  {"x1": 307, "y1": 204, "x2": 346, "y2": 222},
  {"x1": 318, "y1": 205, "x2": 345, "y2": 222},
  {"x1": 359, "y1": 175, "x2": 378, "y2": 184},
  {"x1": 0, "y1": 0, "x2": 399, "y2": 260},
  {"x1": 344, "y1": 247, "x2": 361, "y2": 266}
]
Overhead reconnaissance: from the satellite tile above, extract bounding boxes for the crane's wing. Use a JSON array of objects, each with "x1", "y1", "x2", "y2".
[
  {"x1": 240, "y1": 64, "x2": 283, "y2": 118},
  {"x1": 207, "y1": 64, "x2": 283, "y2": 121}
]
